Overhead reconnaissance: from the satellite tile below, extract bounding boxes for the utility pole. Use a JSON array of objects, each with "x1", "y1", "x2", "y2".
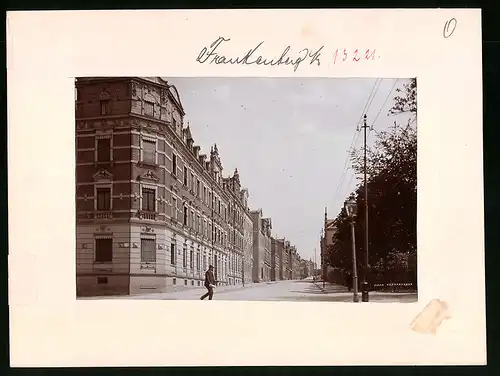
[
  {"x1": 361, "y1": 114, "x2": 370, "y2": 302},
  {"x1": 350, "y1": 219, "x2": 360, "y2": 302}
]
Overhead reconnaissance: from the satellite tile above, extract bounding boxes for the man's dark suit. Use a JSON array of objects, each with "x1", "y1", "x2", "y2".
[{"x1": 201, "y1": 269, "x2": 216, "y2": 300}]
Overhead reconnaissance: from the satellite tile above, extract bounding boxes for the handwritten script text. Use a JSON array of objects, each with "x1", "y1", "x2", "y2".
[
  {"x1": 196, "y1": 37, "x2": 323, "y2": 72},
  {"x1": 443, "y1": 18, "x2": 457, "y2": 38}
]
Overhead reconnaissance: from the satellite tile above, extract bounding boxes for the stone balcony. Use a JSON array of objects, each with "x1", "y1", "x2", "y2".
[
  {"x1": 137, "y1": 210, "x2": 157, "y2": 220},
  {"x1": 77, "y1": 211, "x2": 113, "y2": 221}
]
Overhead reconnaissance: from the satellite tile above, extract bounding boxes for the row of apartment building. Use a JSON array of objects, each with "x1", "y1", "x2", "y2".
[{"x1": 75, "y1": 76, "x2": 307, "y2": 297}]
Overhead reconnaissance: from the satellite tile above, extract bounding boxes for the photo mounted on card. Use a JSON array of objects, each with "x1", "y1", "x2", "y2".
[{"x1": 7, "y1": 9, "x2": 485, "y2": 367}]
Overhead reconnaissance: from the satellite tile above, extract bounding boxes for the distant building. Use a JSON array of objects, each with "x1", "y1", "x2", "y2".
[
  {"x1": 284, "y1": 240, "x2": 292, "y2": 279},
  {"x1": 242, "y1": 196, "x2": 253, "y2": 285},
  {"x1": 250, "y1": 209, "x2": 272, "y2": 282},
  {"x1": 271, "y1": 237, "x2": 286, "y2": 281},
  {"x1": 291, "y1": 247, "x2": 301, "y2": 279},
  {"x1": 321, "y1": 207, "x2": 338, "y2": 281}
]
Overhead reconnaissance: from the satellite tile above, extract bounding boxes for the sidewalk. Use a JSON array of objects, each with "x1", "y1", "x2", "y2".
[
  {"x1": 78, "y1": 280, "x2": 266, "y2": 300},
  {"x1": 312, "y1": 281, "x2": 418, "y2": 303}
]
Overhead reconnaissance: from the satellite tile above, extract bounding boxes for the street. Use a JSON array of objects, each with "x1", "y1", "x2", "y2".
[{"x1": 79, "y1": 279, "x2": 417, "y2": 302}]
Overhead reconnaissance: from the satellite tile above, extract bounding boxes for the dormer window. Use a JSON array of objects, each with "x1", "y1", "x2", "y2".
[{"x1": 100, "y1": 100, "x2": 110, "y2": 115}]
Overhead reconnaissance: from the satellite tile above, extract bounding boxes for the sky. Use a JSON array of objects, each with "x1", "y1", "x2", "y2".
[{"x1": 168, "y1": 77, "x2": 413, "y2": 263}]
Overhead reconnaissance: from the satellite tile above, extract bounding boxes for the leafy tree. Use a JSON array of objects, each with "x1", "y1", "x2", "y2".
[
  {"x1": 326, "y1": 78, "x2": 417, "y2": 286},
  {"x1": 389, "y1": 78, "x2": 417, "y2": 115}
]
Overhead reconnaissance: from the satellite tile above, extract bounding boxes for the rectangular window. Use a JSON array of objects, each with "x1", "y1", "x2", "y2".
[
  {"x1": 197, "y1": 252, "x2": 200, "y2": 270},
  {"x1": 190, "y1": 249, "x2": 194, "y2": 269},
  {"x1": 196, "y1": 180, "x2": 200, "y2": 197},
  {"x1": 96, "y1": 187, "x2": 111, "y2": 211},
  {"x1": 197, "y1": 215, "x2": 201, "y2": 233},
  {"x1": 171, "y1": 197, "x2": 177, "y2": 218},
  {"x1": 177, "y1": 200, "x2": 183, "y2": 222},
  {"x1": 97, "y1": 138, "x2": 111, "y2": 162},
  {"x1": 203, "y1": 255, "x2": 207, "y2": 270},
  {"x1": 183, "y1": 167, "x2": 188, "y2": 186},
  {"x1": 141, "y1": 238, "x2": 156, "y2": 263},
  {"x1": 183, "y1": 245, "x2": 187, "y2": 268},
  {"x1": 183, "y1": 206, "x2": 188, "y2": 226},
  {"x1": 142, "y1": 140, "x2": 156, "y2": 165},
  {"x1": 95, "y1": 238, "x2": 113, "y2": 262},
  {"x1": 170, "y1": 243, "x2": 176, "y2": 265},
  {"x1": 145, "y1": 101, "x2": 154, "y2": 116},
  {"x1": 100, "y1": 100, "x2": 110, "y2": 115},
  {"x1": 190, "y1": 173, "x2": 194, "y2": 191},
  {"x1": 191, "y1": 211, "x2": 194, "y2": 228},
  {"x1": 203, "y1": 186, "x2": 206, "y2": 202},
  {"x1": 172, "y1": 154, "x2": 177, "y2": 176},
  {"x1": 142, "y1": 188, "x2": 155, "y2": 212}
]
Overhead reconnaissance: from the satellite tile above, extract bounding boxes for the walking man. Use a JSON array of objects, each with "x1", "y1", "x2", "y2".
[
  {"x1": 346, "y1": 271, "x2": 353, "y2": 292},
  {"x1": 200, "y1": 265, "x2": 216, "y2": 300}
]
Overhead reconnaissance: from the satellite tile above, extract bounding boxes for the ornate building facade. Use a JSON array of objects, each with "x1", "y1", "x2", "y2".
[
  {"x1": 243, "y1": 205, "x2": 254, "y2": 285},
  {"x1": 283, "y1": 239, "x2": 292, "y2": 280},
  {"x1": 222, "y1": 170, "x2": 250, "y2": 286},
  {"x1": 250, "y1": 209, "x2": 272, "y2": 283},
  {"x1": 271, "y1": 237, "x2": 283, "y2": 281},
  {"x1": 75, "y1": 77, "x2": 252, "y2": 296}
]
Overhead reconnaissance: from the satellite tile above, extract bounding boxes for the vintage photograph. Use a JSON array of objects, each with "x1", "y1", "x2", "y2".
[{"x1": 75, "y1": 76, "x2": 417, "y2": 303}]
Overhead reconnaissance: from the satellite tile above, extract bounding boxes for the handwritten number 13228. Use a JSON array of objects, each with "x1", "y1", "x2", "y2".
[{"x1": 332, "y1": 48, "x2": 377, "y2": 64}]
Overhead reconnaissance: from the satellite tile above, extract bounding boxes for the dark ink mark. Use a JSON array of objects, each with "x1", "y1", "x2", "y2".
[
  {"x1": 443, "y1": 18, "x2": 457, "y2": 38},
  {"x1": 196, "y1": 36, "x2": 323, "y2": 72}
]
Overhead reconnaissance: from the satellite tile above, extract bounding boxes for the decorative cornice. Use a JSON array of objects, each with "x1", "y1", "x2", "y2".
[
  {"x1": 138, "y1": 170, "x2": 160, "y2": 182},
  {"x1": 93, "y1": 169, "x2": 113, "y2": 181}
]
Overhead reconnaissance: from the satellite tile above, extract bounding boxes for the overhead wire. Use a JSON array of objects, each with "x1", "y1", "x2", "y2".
[
  {"x1": 366, "y1": 78, "x2": 399, "y2": 142},
  {"x1": 348, "y1": 79, "x2": 400, "y2": 191},
  {"x1": 330, "y1": 78, "x2": 381, "y2": 212}
]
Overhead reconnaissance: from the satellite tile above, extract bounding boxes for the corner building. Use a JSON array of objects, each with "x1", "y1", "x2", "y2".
[{"x1": 76, "y1": 77, "x2": 250, "y2": 296}]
